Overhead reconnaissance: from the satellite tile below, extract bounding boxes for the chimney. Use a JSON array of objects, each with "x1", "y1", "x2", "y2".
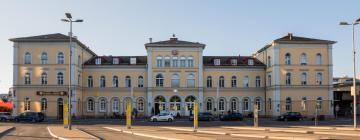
[
  {"x1": 170, "y1": 34, "x2": 178, "y2": 42},
  {"x1": 288, "y1": 33, "x2": 293, "y2": 40},
  {"x1": 149, "y1": 38, "x2": 152, "y2": 43}
]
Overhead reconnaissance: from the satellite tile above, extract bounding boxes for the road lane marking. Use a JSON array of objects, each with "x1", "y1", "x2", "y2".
[
  {"x1": 47, "y1": 126, "x2": 68, "y2": 140},
  {"x1": 103, "y1": 127, "x2": 183, "y2": 140}
]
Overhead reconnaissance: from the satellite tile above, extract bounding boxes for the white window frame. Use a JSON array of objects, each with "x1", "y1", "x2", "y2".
[
  {"x1": 25, "y1": 52, "x2": 32, "y2": 64},
  {"x1": 214, "y1": 59, "x2": 221, "y2": 66},
  {"x1": 255, "y1": 76, "x2": 261, "y2": 87},
  {"x1": 171, "y1": 74, "x2": 180, "y2": 88},
  {"x1": 243, "y1": 76, "x2": 249, "y2": 87},
  {"x1": 57, "y1": 52, "x2": 64, "y2": 64},
  {"x1": 219, "y1": 98, "x2": 225, "y2": 111},
  {"x1": 41, "y1": 98, "x2": 47, "y2": 111},
  {"x1": 138, "y1": 76, "x2": 144, "y2": 87},
  {"x1": 187, "y1": 56, "x2": 194, "y2": 67},
  {"x1": 172, "y1": 56, "x2": 178, "y2": 67},
  {"x1": 231, "y1": 76, "x2": 237, "y2": 87},
  {"x1": 99, "y1": 98, "x2": 106, "y2": 112},
  {"x1": 112, "y1": 98, "x2": 119, "y2": 112},
  {"x1": 248, "y1": 59, "x2": 254, "y2": 66},
  {"x1": 187, "y1": 73, "x2": 195, "y2": 88},
  {"x1": 57, "y1": 72, "x2": 64, "y2": 85},
  {"x1": 87, "y1": 98, "x2": 94, "y2": 112},
  {"x1": 100, "y1": 76, "x2": 106, "y2": 88},
  {"x1": 231, "y1": 59, "x2": 238, "y2": 66},
  {"x1": 95, "y1": 58, "x2": 102, "y2": 65},
  {"x1": 316, "y1": 53, "x2": 322, "y2": 65},
  {"x1": 41, "y1": 52, "x2": 48, "y2": 64},
  {"x1": 113, "y1": 58, "x2": 119, "y2": 64}
]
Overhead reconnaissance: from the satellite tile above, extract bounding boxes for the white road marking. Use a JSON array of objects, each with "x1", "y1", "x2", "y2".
[
  {"x1": 103, "y1": 127, "x2": 183, "y2": 140},
  {"x1": 47, "y1": 126, "x2": 68, "y2": 140}
]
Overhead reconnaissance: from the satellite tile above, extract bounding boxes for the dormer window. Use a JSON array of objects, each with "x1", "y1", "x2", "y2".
[
  {"x1": 130, "y1": 58, "x2": 137, "y2": 65},
  {"x1": 231, "y1": 59, "x2": 237, "y2": 66},
  {"x1": 214, "y1": 59, "x2": 221, "y2": 66},
  {"x1": 95, "y1": 58, "x2": 101, "y2": 65},
  {"x1": 248, "y1": 59, "x2": 254, "y2": 66},
  {"x1": 113, "y1": 58, "x2": 119, "y2": 64}
]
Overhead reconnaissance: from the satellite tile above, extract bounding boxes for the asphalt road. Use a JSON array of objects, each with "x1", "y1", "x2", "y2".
[
  {"x1": 79, "y1": 126, "x2": 157, "y2": 140},
  {"x1": 0, "y1": 123, "x2": 54, "y2": 140}
]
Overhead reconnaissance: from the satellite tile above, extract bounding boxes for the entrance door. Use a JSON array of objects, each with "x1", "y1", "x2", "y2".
[
  {"x1": 185, "y1": 102, "x2": 194, "y2": 116},
  {"x1": 57, "y1": 98, "x2": 63, "y2": 119},
  {"x1": 154, "y1": 103, "x2": 160, "y2": 115}
]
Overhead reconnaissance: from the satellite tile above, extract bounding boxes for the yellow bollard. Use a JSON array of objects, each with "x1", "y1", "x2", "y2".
[
  {"x1": 194, "y1": 100, "x2": 198, "y2": 131},
  {"x1": 63, "y1": 101, "x2": 69, "y2": 128},
  {"x1": 126, "y1": 101, "x2": 132, "y2": 129}
]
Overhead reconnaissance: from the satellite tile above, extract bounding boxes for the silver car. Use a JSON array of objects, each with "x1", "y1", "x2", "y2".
[{"x1": 0, "y1": 112, "x2": 12, "y2": 121}]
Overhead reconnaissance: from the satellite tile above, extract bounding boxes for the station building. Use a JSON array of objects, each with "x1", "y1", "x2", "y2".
[{"x1": 9, "y1": 33, "x2": 336, "y2": 118}]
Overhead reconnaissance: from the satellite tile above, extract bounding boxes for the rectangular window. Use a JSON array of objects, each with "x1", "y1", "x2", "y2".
[
  {"x1": 231, "y1": 59, "x2": 237, "y2": 66},
  {"x1": 188, "y1": 59, "x2": 194, "y2": 67},
  {"x1": 164, "y1": 57, "x2": 171, "y2": 67},
  {"x1": 95, "y1": 58, "x2": 101, "y2": 65},
  {"x1": 172, "y1": 57, "x2": 178, "y2": 67},
  {"x1": 248, "y1": 59, "x2": 254, "y2": 66},
  {"x1": 113, "y1": 58, "x2": 119, "y2": 64},
  {"x1": 130, "y1": 58, "x2": 137, "y2": 65},
  {"x1": 180, "y1": 58, "x2": 186, "y2": 67},
  {"x1": 214, "y1": 59, "x2": 221, "y2": 66}
]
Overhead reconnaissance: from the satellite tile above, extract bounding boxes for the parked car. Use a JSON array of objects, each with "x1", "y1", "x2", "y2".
[
  {"x1": 220, "y1": 113, "x2": 243, "y2": 121},
  {"x1": 0, "y1": 112, "x2": 12, "y2": 121},
  {"x1": 150, "y1": 112, "x2": 174, "y2": 122},
  {"x1": 189, "y1": 112, "x2": 215, "y2": 121},
  {"x1": 14, "y1": 112, "x2": 45, "y2": 122},
  {"x1": 277, "y1": 112, "x2": 302, "y2": 121}
]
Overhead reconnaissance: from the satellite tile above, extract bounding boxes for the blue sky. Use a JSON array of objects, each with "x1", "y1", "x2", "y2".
[{"x1": 0, "y1": 0, "x2": 359, "y2": 93}]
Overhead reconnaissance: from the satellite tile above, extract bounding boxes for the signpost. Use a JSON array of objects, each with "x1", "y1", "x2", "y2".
[
  {"x1": 194, "y1": 100, "x2": 198, "y2": 131},
  {"x1": 126, "y1": 100, "x2": 132, "y2": 129},
  {"x1": 63, "y1": 101, "x2": 69, "y2": 128}
]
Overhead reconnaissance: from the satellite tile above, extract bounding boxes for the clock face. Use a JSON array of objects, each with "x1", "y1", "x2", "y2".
[{"x1": 172, "y1": 50, "x2": 178, "y2": 55}]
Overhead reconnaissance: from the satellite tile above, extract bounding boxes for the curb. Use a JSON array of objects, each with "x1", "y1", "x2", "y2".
[
  {"x1": 47, "y1": 127, "x2": 68, "y2": 140},
  {"x1": 0, "y1": 126, "x2": 15, "y2": 137},
  {"x1": 76, "y1": 128, "x2": 101, "y2": 140}
]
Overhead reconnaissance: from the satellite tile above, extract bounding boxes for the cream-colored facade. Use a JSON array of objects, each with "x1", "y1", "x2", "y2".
[{"x1": 9, "y1": 33, "x2": 335, "y2": 118}]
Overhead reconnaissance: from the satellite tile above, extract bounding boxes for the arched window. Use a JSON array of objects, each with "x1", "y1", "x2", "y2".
[
  {"x1": 301, "y1": 97, "x2": 307, "y2": 111},
  {"x1": 286, "y1": 97, "x2": 292, "y2": 111},
  {"x1": 300, "y1": 53, "x2": 307, "y2": 65},
  {"x1": 206, "y1": 98, "x2": 213, "y2": 111},
  {"x1": 243, "y1": 76, "x2": 249, "y2": 87},
  {"x1": 41, "y1": 72, "x2": 47, "y2": 85},
  {"x1": 255, "y1": 76, "x2": 261, "y2": 87},
  {"x1": 164, "y1": 56, "x2": 171, "y2": 67},
  {"x1": 138, "y1": 76, "x2": 144, "y2": 87},
  {"x1": 317, "y1": 97, "x2": 323, "y2": 110},
  {"x1": 231, "y1": 98, "x2": 237, "y2": 111},
  {"x1": 112, "y1": 98, "x2": 119, "y2": 112},
  {"x1": 125, "y1": 76, "x2": 131, "y2": 88},
  {"x1": 170, "y1": 96, "x2": 181, "y2": 111},
  {"x1": 301, "y1": 72, "x2": 307, "y2": 85},
  {"x1": 88, "y1": 76, "x2": 93, "y2": 87},
  {"x1": 268, "y1": 74, "x2": 272, "y2": 86},
  {"x1": 187, "y1": 56, "x2": 194, "y2": 67},
  {"x1": 156, "y1": 56, "x2": 163, "y2": 67},
  {"x1": 87, "y1": 98, "x2": 94, "y2": 112},
  {"x1": 41, "y1": 52, "x2": 48, "y2": 64},
  {"x1": 316, "y1": 73, "x2": 323, "y2": 85},
  {"x1": 99, "y1": 76, "x2": 106, "y2": 88},
  {"x1": 99, "y1": 98, "x2": 106, "y2": 112},
  {"x1": 57, "y1": 72, "x2": 64, "y2": 85},
  {"x1": 316, "y1": 53, "x2": 322, "y2": 65},
  {"x1": 255, "y1": 97, "x2": 261, "y2": 111},
  {"x1": 219, "y1": 98, "x2": 225, "y2": 111},
  {"x1": 172, "y1": 57, "x2": 178, "y2": 67},
  {"x1": 219, "y1": 76, "x2": 225, "y2": 88},
  {"x1": 57, "y1": 52, "x2": 64, "y2": 64},
  {"x1": 267, "y1": 56, "x2": 272, "y2": 67},
  {"x1": 231, "y1": 76, "x2": 237, "y2": 87},
  {"x1": 41, "y1": 98, "x2": 47, "y2": 111},
  {"x1": 171, "y1": 74, "x2": 180, "y2": 88},
  {"x1": 24, "y1": 72, "x2": 31, "y2": 85},
  {"x1": 206, "y1": 76, "x2": 213, "y2": 88},
  {"x1": 285, "y1": 53, "x2": 291, "y2": 65},
  {"x1": 180, "y1": 56, "x2": 186, "y2": 67},
  {"x1": 24, "y1": 97, "x2": 30, "y2": 111},
  {"x1": 187, "y1": 74, "x2": 195, "y2": 88},
  {"x1": 286, "y1": 73, "x2": 291, "y2": 85},
  {"x1": 25, "y1": 52, "x2": 32, "y2": 64},
  {"x1": 112, "y1": 76, "x2": 119, "y2": 87},
  {"x1": 137, "y1": 98, "x2": 144, "y2": 111},
  {"x1": 155, "y1": 74, "x2": 164, "y2": 87},
  {"x1": 243, "y1": 98, "x2": 249, "y2": 111}
]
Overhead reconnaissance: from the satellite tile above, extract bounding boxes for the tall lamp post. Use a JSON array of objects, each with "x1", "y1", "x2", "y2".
[
  {"x1": 61, "y1": 13, "x2": 83, "y2": 130},
  {"x1": 340, "y1": 17, "x2": 360, "y2": 128}
]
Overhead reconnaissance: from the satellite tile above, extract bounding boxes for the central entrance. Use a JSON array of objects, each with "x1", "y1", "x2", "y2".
[
  {"x1": 169, "y1": 96, "x2": 181, "y2": 116},
  {"x1": 154, "y1": 96, "x2": 166, "y2": 115},
  {"x1": 185, "y1": 96, "x2": 196, "y2": 116}
]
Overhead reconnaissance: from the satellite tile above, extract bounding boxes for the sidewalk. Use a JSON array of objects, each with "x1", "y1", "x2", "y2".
[
  {"x1": 47, "y1": 126, "x2": 99, "y2": 140},
  {"x1": 0, "y1": 126, "x2": 14, "y2": 136}
]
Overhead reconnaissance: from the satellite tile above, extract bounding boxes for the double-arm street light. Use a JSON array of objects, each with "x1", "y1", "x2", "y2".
[
  {"x1": 340, "y1": 17, "x2": 360, "y2": 128},
  {"x1": 61, "y1": 13, "x2": 83, "y2": 130}
]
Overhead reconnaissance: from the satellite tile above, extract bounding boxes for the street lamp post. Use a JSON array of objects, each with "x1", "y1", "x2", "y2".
[
  {"x1": 61, "y1": 13, "x2": 83, "y2": 130},
  {"x1": 340, "y1": 17, "x2": 360, "y2": 128}
]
